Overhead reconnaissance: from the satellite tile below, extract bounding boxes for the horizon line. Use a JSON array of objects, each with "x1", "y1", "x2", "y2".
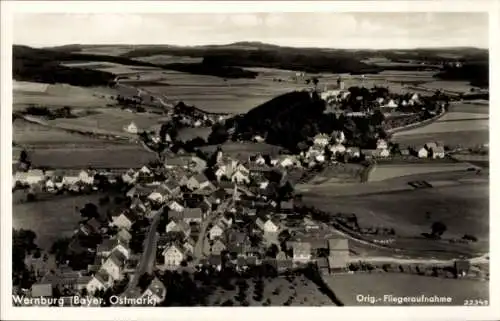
[{"x1": 16, "y1": 41, "x2": 489, "y2": 52}]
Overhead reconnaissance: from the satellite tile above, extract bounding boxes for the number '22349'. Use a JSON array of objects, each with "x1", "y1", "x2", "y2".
[{"x1": 464, "y1": 299, "x2": 488, "y2": 306}]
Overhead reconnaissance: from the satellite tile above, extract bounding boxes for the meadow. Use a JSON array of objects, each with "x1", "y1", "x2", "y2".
[
  {"x1": 393, "y1": 102, "x2": 489, "y2": 148},
  {"x1": 367, "y1": 162, "x2": 475, "y2": 182},
  {"x1": 46, "y1": 108, "x2": 163, "y2": 138},
  {"x1": 13, "y1": 80, "x2": 116, "y2": 111},
  {"x1": 303, "y1": 182, "x2": 489, "y2": 242},
  {"x1": 323, "y1": 273, "x2": 489, "y2": 306},
  {"x1": 13, "y1": 118, "x2": 123, "y2": 146},
  {"x1": 12, "y1": 194, "x2": 103, "y2": 249},
  {"x1": 26, "y1": 145, "x2": 157, "y2": 169}
]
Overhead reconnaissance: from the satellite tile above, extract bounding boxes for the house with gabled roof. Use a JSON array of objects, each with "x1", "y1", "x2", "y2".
[
  {"x1": 186, "y1": 173, "x2": 211, "y2": 191},
  {"x1": 141, "y1": 277, "x2": 166, "y2": 305},
  {"x1": 86, "y1": 269, "x2": 112, "y2": 294},
  {"x1": 209, "y1": 224, "x2": 225, "y2": 240},
  {"x1": 97, "y1": 238, "x2": 130, "y2": 260},
  {"x1": 211, "y1": 239, "x2": 227, "y2": 255},
  {"x1": 231, "y1": 169, "x2": 250, "y2": 185},
  {"x1": 263, "y1": 219, "x2": 280, "y2": 234},
  {"x1": 313, "y1": 133, "x2": 330, "y2": 147},
  {"x1": 110, "y1": 210, "x2": 136, "y2": 230},
  {"x1": 183, "y1": 238, "x2": 195, "y2": 255},
  {"x1": 166, "y1": 220, "x2": 191, "y2": 238},
  {"x1": 116, "y1": 229, "x2": 132, "y2": 244},
  {"x1": 167, "y1": 200, "x2": 184, "y2": 212},
  {"x1": 292, "y1": 242, "x2": 311, "y2": 265},
  {"x1": 102, "y1": 250, "x2": 127, "y2": 281},
  {"x1": 162, "y1": 244, "x2": 185, "y2": 270}
]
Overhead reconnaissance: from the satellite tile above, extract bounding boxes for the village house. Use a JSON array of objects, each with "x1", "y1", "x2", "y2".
[
  {"x1": 167, "y1": 200, "x2": 184, "y2": 212},
  {"x1": 417, "y1": 146, "x2": 429, "y2": 158},
  {"x1": 433, "y1": 146, "x2": 445, "y2": 159},
  {"x1": 377, "y1": 139, "x2": 389, "y2": 150},
  {"x1": 121, "y1": 169, "x2": 138, "y2": 184},
  {"x1": 97, "y1": 238, "x2": 130, "y2": 260},
  {"x1": 211, "y1": 239, "x2": 227, "y2": 256},
  {"x1": 124, "y1": 121, "x2": 139, "y2": 134},
  {"x1": 162, "y1": 244, "x2": 185, "y2": 270},
  {"x1": 166, "y1": 219, "x2": 191, "y2": 238},
  {"x1": 78, "y1": 170, "x2": 94, "y2": 185},
  {"x1": 101, "y1": 250, "x2": 127, "y2": 281},
  {"x1": 253, "y1": 154, "x2": 266, "y2": 165},
  {"x1": 14, "y1": 169, "x2": 45, "y2": 186},
  {"x1": 86, "y1": 270, "x2": 113, "y2": 294},
  {"x1": 186, "y1": 174, "x2": 211, "y2": 191},
  {"x1": 209, "y1": 224, "x2": 225, "y2": 240},
  {"x1": 110, "y1": 210, "x2": 137, "y2": 230},
  {"x1": 263, "y1": 219, "x2": 280, "y2": 234},
  {"x1": 140, "y1": 277, "x2": 167, "y2": 305},
  {"x1": 292, "y1": 242, "x2": 312, "y2": 265},
  {"x1": 313, "y1": 133, "x2": 331, "y2": 147},
  {"x1": 329, "y1": 143, "x2": 346, "y2": 155},
  {"x1": 454, "y1": 259, "x2": 471, "y2": 278},
  {"x1": 183, "y1": 238, "x2": 195, "y2": 255},
  {"x1": 385, "y1": 99, "x2": 398, "y2": 108},
  {"x1": 116, "y1": 228, "x2": 133, "y2": 244},
  {"x1": 187, "y1": 156, "x2": 207, "y2": 173},
  {"x1": 346, "y1": 147, "x2": 361, "y2": 158},
  {"x1": 231, "y1": 169, "x2": 250, "y2": 184}
]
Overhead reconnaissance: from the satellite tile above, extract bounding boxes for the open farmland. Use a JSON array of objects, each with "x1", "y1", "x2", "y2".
[
  {"x1": 46, "y1": 108, "x2": 163, "y2": 138},
  {"x1": 13, "y1": 118, "x2": 128, "y2": 147},
  {"x1": 12, "y1": 194, "x2": 103, "y2": 249},
  {"x1": 206, "y1": 274, "x2": 335, "y2": 306},
  {"x1": 323, "y1": 274, "x2": 488, "y2": 306},
  {"x1": 26, "y1": 145, "x2": 157, "y2": 169},
  {"x1": 393, "y1": 103, "x2": 489, "y2": 148},
  {"x1": 133, "y1": 54, "x2": 203, "y2": 64},
  {"x1": 13, "y1": 81, "x2": 116, "y2": 111},
  {"x1": 303, "y1": 181, "x2": 488, "y2": 242},
  {"x1": 367, "y1": 162, "x2": 476, "y2": 182}
]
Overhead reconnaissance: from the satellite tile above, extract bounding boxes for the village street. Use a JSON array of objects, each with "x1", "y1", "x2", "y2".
[
  {"x1": 192, "y1": 211, "x2": 219, "y2": 265},
  {"x1": 122, "y1": 210, "x2": 161, "y2": 294}
]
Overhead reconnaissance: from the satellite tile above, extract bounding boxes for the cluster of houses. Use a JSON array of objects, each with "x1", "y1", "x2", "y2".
[{"x1": 13, "y1": 168, "x2": 99, "y2": 191}]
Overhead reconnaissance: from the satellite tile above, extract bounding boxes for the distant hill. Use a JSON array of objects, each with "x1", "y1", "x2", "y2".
[{"x1": 215, "y1": 91, "x2": 339, "y2": 152}]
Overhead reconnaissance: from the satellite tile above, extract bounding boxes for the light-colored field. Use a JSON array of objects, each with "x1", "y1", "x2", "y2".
[
  {"x1": 367, "y1": 163, "x2": 475, "y2": 182},
  {"x1": 76, "y1": 45, "x2": 135, "y2": 56},
  {"x1": 393, "y1": 102, "x2": 489, "y2": 148},
  {"x1": 13, "y1": 194, "x2": 102, "y2": 249},
  {"x1": 13, "y1": 81, "x2": 115, "y2": 110},
  {"x1": 46, "y1": 108, "x2": 162, "y2": 137},
  {"x1": 134, "y1": 55, "x2": 203, "y2": 64},
  {"x1": 324, "y1": 273, "x2": 488, "y2": 306},
  {"x1": 420, "y1": 80, "x2": 482, "y2": 94},
  {"x1": 27, "y1": 145, "x2": 157, "y2": 169},
  {"x1": 207, "y1": 275, "x2": 334, "y2": 306},
  {"x1": 304, "y1": 182, "x2": 489, "y2": 241},
  {"x1": 13, "y1": 118, "x2": 123, "y2": 146}
]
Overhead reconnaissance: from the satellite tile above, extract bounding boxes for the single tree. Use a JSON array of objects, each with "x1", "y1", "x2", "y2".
[{"x1": 431, "y1": 221, "x2": 447, "y2": 238}]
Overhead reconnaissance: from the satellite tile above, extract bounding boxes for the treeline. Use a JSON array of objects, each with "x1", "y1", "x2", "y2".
[
  {"x1": 13, "y1": 46, "x2": 117, "y2": 87},
  {"x1": 162, "y1": 62, "x2": 258, "y2": 79},
  {"x1": 434, "y1": 62, "x2": 489, "y2": 88}
]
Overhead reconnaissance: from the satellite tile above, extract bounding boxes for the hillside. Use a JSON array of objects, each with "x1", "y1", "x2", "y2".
[{"x1": 218, "y1": 91, "x2": 339, "y2": 152}]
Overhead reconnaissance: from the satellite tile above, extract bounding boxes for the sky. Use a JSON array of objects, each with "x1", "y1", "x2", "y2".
[{"x1": 13, "y1": 12, "x2": 489, "y2": 49}]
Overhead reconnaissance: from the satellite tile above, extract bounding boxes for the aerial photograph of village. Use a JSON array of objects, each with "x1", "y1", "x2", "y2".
[{"x1": 10, "y1": 11, "x2": 489, "y2": 307}]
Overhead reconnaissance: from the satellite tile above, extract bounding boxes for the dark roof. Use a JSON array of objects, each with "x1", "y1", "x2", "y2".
[
  {"x1": 97, "y1": 238, "x2": 119, "y2": 253},
  {"x1": 192, "y1": 173, "x2": 209, "y2": 183},
  {"x1": 208, "y1": 255, "x2": 222, "y2": 265},
  {"x1": 95, "y1": 269, "x2": 111, "y2": 284},
  {"x1": 31, "y1": 283, "x2": 53, "y2": 297},
  {"x1": 280, "y1": 200, "x2": 294, "y2": 210},
  {"x1": 183, "y1": 208, "x2": 203, "y2": 219},
  {"x1": 316, "y1": 257, "x2": 329, "y2": 269},
  {"x1": 108, "y1": 250, "x2": 126, "y2": 267}
]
